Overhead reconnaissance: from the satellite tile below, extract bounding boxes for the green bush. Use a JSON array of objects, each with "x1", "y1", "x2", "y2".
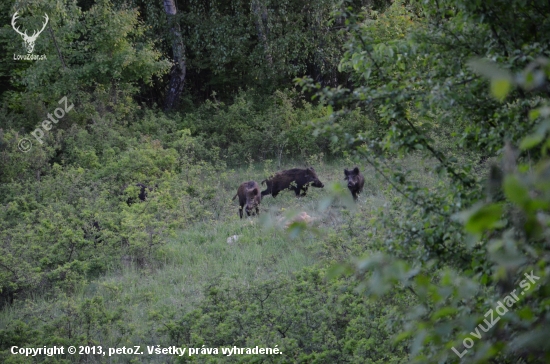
[
  {"x1": 153, "y1": 267, "x2": 410, "y2": 364},
  {"x1": 178, "y1": 90, "x2": 373, "y2": 166}
]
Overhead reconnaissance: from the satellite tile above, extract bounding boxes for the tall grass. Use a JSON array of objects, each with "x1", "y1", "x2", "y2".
[{"x1": 0, "y1": 154, "x2": 447, "y2": 362}]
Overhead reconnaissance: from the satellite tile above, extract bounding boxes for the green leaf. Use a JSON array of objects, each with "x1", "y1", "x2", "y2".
[
  {"x1": 464, "y1": 203, "x2": 503, "y2": 234},
  {"x1": 468, "y1": 58, "x2": 512, "y2": 80},
  {"x1": 432, "y1": 306, "x2": 458, "y2": 320},
  {"x1": 503, "y1": 176, "x2": 529, "y2": 206},
  {"x1": 528, "y1": 108, "x2": 541, "y2": 121},
  {"x1": 520, "y1": 133, "x2": 545, "y2": 150},
  {"x1": 468, "y1": 59, "x2": 513, "y2": 101},
  {"x1": 490, "y1": 78, "x2": 511, "y2": 101},
  {"x1": 394, "y1": 331, "x2": 412, "y2": 343},
  {"x1": 286, "y1": 221, "x2": 307, "y2": 239}
]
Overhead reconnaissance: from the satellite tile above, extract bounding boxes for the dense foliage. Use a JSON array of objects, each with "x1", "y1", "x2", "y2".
[
  {"x1": 299, "y1": 0, "x2": 550, "y2": 362},
  {"x1": 160, "y1": 269, "x2": 410, "y2": 363}
]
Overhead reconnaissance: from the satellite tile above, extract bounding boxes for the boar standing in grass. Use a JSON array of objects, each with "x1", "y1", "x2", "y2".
[
  {"x1": 233, "y1": 181, "x2": 262, "y2": 218},
  {"x1": 261, "y1": 167, "x2": 324, "y2": 198},
  {"x1": 344, "y1": 167, "x2": 365, "y2": 201}
]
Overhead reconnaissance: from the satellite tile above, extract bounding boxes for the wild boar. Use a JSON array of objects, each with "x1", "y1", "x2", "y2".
[
  {"x1": 136, "y1": 183, "x2": 150, "y2": 201},
  {"x1": 344, "y1": 167, "x2": 365, "y2": 201},
  {"x1": 124, "y1": 183, "x2": 153, "y2": 206},
  {"x1": 261, "y1": 167, "x2": 324, "y2": 197},
  {"x1": 232, "y1": 181, "x2": 262, "y2": 218}
]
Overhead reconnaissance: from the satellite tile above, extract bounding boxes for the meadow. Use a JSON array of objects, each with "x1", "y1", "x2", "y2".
[{"x1": 0, "y1": 153, "x2": 439, "y2": 363}]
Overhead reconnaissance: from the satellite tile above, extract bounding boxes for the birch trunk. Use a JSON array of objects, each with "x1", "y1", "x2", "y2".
[
  {"x1": 163, "y1": 0, "x2": 186, "y2": 111},
  {"x1": 251, "y1": 0, "x2": 273, "y2": 67}
]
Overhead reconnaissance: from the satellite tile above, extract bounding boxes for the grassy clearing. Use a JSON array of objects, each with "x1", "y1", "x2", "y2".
[{"x1": 0, "y1": 155, "x2": 441, "y2": 362}]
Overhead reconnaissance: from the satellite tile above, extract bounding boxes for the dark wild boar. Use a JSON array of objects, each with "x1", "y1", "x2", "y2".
[
  {"x1": 232, "y1": 181, "x2": 262, "y2": 218},
  {"x1": 344, "y1": 167, "x2": 365, "y2": 201},
  {"x1": 136, "y1": 183, "x2": 150, "y2": 202},
  {"x1": 124, "y1": 183, "x2": 154, "y2": 206},
  {"x1": 261, "y1": 167, "x2": 324, "y2": 198}
]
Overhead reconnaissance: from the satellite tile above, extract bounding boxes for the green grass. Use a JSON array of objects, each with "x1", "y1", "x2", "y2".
[{"x1": 0, "y1": 155, "x2": 446, "y2": 362}]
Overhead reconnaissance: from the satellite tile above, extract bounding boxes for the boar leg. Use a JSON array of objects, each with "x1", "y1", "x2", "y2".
[
  {"x1": 290, "y1": 185, "x2": 301, "y2": 196},
  {"x1": 261, "y1": 184, "x2": 272, "y2": 197}
]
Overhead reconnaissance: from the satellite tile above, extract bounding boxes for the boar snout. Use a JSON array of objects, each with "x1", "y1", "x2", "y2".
[{"x1": 314, "y1": 180, "x2": 324, "y2": 188}]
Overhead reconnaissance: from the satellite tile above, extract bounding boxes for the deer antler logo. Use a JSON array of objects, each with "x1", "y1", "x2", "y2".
[{"x1": 11, "y1": 11, "x2": 49, "y2": 54}]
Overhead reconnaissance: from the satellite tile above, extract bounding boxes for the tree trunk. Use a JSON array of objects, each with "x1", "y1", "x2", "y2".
[
  {"x1": 251, "y1": 0, "x2": 273, "y2": 67},
  {"x1": 163, "y1": 0, "x2": 186, "y2": 111}
]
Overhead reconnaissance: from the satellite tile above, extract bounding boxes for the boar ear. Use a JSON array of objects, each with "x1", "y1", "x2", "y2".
[
  {"x1": 252, "y1": 188, "x2": 259, "y2": 195},
  {"x1": 344, "y1": 168, "x2": 349, "y2": 176},
  {"x1": 353, "y1": 167, "x2": 360, "y2": 174}
]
